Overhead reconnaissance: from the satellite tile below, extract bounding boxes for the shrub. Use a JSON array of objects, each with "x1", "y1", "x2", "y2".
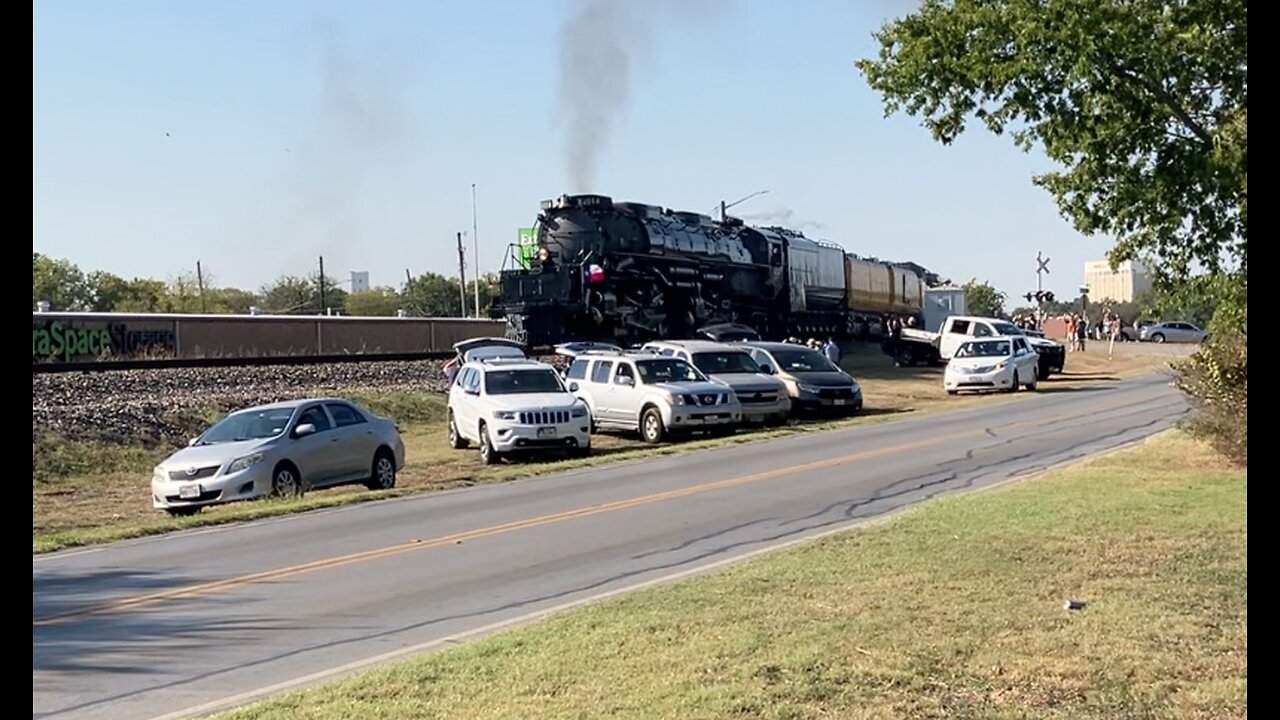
[{"x1": 1171, "y1": 318, "x2": 1247, "y2": 467}]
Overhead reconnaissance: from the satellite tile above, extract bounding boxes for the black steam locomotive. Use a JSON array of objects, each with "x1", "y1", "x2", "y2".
[{"x1": 492, "y1": 194, "x2": 926, "y2": 347}]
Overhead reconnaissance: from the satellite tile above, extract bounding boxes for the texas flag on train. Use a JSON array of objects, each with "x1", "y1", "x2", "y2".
[{"x1": 584, "y1": 264, "x2": 606, "y2": 284}]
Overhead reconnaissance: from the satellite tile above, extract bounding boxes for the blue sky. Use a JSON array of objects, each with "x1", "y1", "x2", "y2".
[{"x1": 33, "y1": 0, "x2": 1113, "y2": 300}]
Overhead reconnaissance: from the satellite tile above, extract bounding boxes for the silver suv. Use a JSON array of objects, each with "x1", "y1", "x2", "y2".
[
  {"x1": 564, "y1": 351, "x2": 743, "y2": 443},
  {"x1": 640, "y1": 340, "x2": 791, "y2": 425}
]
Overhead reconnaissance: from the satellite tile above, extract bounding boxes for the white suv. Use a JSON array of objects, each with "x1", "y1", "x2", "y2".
[
  {"x1": 640, "y1": 340, "x2": 791, "y2": 425},
  {"x1": 563, "y1": 351, "x2": 743, "y2": 443},
  {"x1": 447, "y1": 358, "x2": 591, "y2": 464}
]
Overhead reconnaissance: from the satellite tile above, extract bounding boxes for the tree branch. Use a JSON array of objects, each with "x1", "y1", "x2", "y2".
[{"x1": 1108, "y1": 63, "x2": 1213, "y2": 145}]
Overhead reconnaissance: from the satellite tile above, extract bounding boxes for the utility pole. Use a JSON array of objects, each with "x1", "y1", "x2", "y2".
[
  {"x1": 318, "y1": 255, "x2": 327, "y2": 315},
  {"x1": 456, "y1": 232, "x2": 467, "y2": 318},
  {"x1": 720, "y1": 200, "x2": 727, "y2": 223},
  {"x1": 471, "y1": 183, "x2": 481, "y2": 318},
  {"x1": 195, "y1": 260, "x2": 206, "y2": 313}
]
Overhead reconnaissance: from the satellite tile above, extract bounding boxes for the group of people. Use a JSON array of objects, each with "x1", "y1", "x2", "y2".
[
  {"x1": 1058, "y1": 311, "x2": 1126, "y2": 357},
  {"x1": 781, "y1": 336, "x2": 843, "y2": 365}
]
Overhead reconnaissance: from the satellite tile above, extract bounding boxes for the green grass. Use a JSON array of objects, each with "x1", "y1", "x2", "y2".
[
  {"x1": 215, "y1": 431, "x2": 1246, "y2": 720},
  {"x1": 32, "y1": 347, "x2": 1172, "y2": 554}
]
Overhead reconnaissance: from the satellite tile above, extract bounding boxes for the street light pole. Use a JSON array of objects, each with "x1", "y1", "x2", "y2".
[{"x1": 471, "y1": 183, "x2": 481, "y2": 318}]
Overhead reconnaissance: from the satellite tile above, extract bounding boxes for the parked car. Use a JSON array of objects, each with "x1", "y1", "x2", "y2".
[
  {"x1": 739, "y1": 341, "x2": 863, "y2": 414},
  {"x1": 447, "y1": 357, "x2": 591, "y2": 464},
  {"x1": 564, "y1": 350, "x2": 743, "y2": 443},
  {"x1": 640, "y1": 340, "x2": 791, "y2": 425},
  {"x1": 151, "y1": 398, "x2": 405, "y2": 516},
  {"x1": 943, "y1": 336, "x2": 1040, "y2": 394},
  {"x1": 892, "y1": 315, "x2": 1065, "y2": 380},
  {"x1": 695, "y1": 322, "x2": 762, "y2": 343},
  {"x1": 1139, "y1": 321, "x2": 1208, "y2": 344}
]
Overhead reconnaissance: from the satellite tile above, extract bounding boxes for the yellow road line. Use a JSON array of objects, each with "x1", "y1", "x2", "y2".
[{"x1": 33, "y1": 389, "x2": 1171, "y2": 626}]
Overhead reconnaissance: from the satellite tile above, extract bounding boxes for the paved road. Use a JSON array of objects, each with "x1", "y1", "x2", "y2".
[{"x1": 33, "y1": 374, "x2": 1186, "y2": 720}]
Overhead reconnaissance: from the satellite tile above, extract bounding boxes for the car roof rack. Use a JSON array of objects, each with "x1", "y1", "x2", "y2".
[{"x1": 478, "y1": 357, "x2": 537, "y2": 365}]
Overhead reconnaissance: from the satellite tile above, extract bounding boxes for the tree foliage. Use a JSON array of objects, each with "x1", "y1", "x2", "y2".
[
  {"x1": 960, "y1": 278, "x2": 1006, "y2": 318},
  {"x1": 31, "y1": 253, "x2": 498, "y2": 318},
  {"x1": 856, "y1": 0, "x2": 1247, "y2": 291}
]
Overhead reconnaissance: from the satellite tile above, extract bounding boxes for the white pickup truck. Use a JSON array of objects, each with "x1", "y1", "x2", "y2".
[{"x1": 886, "y1": 315, "x2": 1067, "y2": 380}]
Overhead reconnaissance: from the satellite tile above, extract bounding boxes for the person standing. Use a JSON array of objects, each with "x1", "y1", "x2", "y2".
[
  {"x1": 822, "y1": 337, "x2": 842, "y2": 367},
  {"x1": 1075, "y1": 314, "x2": 1088, "y2": 352},
  {"x1": 1107, "y1": 314, "x2": 1121, "y2": 359}
]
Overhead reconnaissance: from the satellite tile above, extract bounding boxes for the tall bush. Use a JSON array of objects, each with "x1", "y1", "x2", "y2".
[{"x1": 1171, "y1": 309, "x2": 1247, "y2": 466}]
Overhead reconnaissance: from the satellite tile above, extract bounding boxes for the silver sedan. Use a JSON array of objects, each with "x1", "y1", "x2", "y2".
[{"x1": 150, "y1": 397, "x2": 406, "y2": 516}]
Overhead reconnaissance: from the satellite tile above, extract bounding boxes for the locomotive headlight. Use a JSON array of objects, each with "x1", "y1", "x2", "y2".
[{"x1": 538, "y1": 247, "x2": 550, "y2": 262}]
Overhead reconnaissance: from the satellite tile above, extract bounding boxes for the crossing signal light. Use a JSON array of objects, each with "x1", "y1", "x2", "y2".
[
  {"x1": 1043, "y1": 291, "x2": 1054, "y2": 302},
  {"x1": 1024, "y1": 291, "x2": 1056, "y2": 303}
]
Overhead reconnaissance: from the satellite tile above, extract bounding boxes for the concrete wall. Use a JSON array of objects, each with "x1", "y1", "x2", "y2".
[{"x1": 32, "y1": 313, "x2": 506, "y2": 363}]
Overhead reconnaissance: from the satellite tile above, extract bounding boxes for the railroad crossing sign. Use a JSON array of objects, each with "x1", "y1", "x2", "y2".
[{"x1": 1036, "y1": 251, "x2": 1051, "y2": 275}]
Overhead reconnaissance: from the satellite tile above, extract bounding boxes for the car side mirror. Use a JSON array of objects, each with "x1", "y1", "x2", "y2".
[
  {"x1": 615, "y1": 376, "x2": 634, "y2": 387},
  {"x1": 188, "y1": 437, "x2": 200, "y2": 447},
  {"x1": 294, "y1": 423, "x2": 317, "y2": 437},
  {"x1": 568, "y1": 381, "x2": 579, "y2": 392}
]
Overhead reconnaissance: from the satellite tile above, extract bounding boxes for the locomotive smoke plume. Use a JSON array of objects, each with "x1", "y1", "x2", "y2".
[
  {"x1": 557, "y1": 0, "x2": 725, "y2": 192},
  {"x1": 558, "y1": 0, "x2": 636, "y2": 192}
]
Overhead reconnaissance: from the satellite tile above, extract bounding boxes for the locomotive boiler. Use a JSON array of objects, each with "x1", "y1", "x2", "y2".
[{"x1": 493, "y1": 194, "x2": 927, "y2": 346}]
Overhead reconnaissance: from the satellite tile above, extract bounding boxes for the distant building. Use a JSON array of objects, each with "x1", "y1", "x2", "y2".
[
  {"x1": 1082, "y1": 260, "x2": 1151, "y2": 303},
  {"x1": 350, "y1": 271, "x2": 370, "y2": 294}
]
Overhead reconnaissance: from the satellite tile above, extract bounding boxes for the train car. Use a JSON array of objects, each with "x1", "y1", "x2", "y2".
[
  {"x1": 845, "y1": 255, "x2": 897, "y2": 315},
  {"x1": 891, "y1": 265, "x2": 924, "y2": 316}
]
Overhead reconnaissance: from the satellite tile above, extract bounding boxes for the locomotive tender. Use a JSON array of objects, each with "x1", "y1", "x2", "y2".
[{"x1": 493, "y1": 194, "x2": 927, "y2": 346}]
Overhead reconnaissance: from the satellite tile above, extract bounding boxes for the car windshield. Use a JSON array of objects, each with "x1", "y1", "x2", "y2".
[
  {"x1": 635, "y1": 358, "x2": 707, "y2": 384},
  {"x1": 484, "y1": 369, "x2": 565, "y2": 395},
  {"x1": 690, "y1": 351, "x2": 761, "y2": 375},
  {"x1": 955, "y1": 340, "x2": 1011, "y2": 358},
  {"x1": 768, "y1": 349, "x2": 838, "y2": 373},
  {"x1": 199, "y1": 407, "x2": 295, "y2": 444}
]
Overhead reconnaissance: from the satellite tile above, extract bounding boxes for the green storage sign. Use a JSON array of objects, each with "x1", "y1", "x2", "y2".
[{"x1": 517, "y1": 227, "x2": 537, "y2": 269}]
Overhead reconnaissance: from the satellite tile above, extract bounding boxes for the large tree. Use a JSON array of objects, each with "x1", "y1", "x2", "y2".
[
  {"x1": 344, "y1": 287, "x2": 403, "y2": 317},
  {"x1": 961, "y1": 278, "x2": 1006, "y2": 318},
  {"x1": 33, "y1": 253, "x2": 92, "y2": 311},
  {"x1": 857, "y1": 0, "x2": 1246, "y2": 297}
]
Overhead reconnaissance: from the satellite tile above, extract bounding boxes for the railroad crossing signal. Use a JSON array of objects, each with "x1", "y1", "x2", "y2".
[
  {"x1": 1036, "y1": 251, "x2": 1051, "y2": 276},
  {"x1": 1023, "y1": 290, "x2": 1055, "y2": 303}
]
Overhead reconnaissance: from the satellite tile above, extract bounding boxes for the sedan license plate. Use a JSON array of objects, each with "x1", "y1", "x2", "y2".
[
  {"x1": 967, "y1": 376, "x2": 981, "y2": 383},
  {"x1": 178, "y1": 484, "x2": 202, "y2": 499},
  {"x1": 833, "y1": 399, "x2": 847, "y2": 406},
  {"x1": 536, "y1": 426, "x2": 557, "y2": 438}
]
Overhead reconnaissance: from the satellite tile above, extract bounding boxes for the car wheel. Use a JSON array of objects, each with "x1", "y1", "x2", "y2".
[
  {"x1": 1152, "y1": 332, "x2": 1166, "y2": 343},
  {"x1": 640, "y1": 407, "x2": 666, "y2": 444},
  {"x1": 1026, "y1": 374, "x2": 1038, "y2": 391},
  {"x1": 896, "y1": 347, "x2": 915, "y2": 367},
  {"x1": 1007, "y1": 371, "x2": 1020, "y2": 393},
  {"x1": 448, "y1": 410, "x2": 468, "y2": 449},
  {"x1": 570, "y1": 444, "x2": 591, "y2": 459},
  {"x1": 271, "y1": 463, "x2": 302, "y2": 498},
  {"x1": 366, "y1": 450, "x2": 397, "y2": 490},
  {"x1": 479, "y1": 423, "x2": 502, "y2": 465},
  {"x1": 165, "y1": 506, "x2": 201, "y2": 517},
  {"x1": 946, "y1": 389, "x2": 958, "y2": 396}
]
